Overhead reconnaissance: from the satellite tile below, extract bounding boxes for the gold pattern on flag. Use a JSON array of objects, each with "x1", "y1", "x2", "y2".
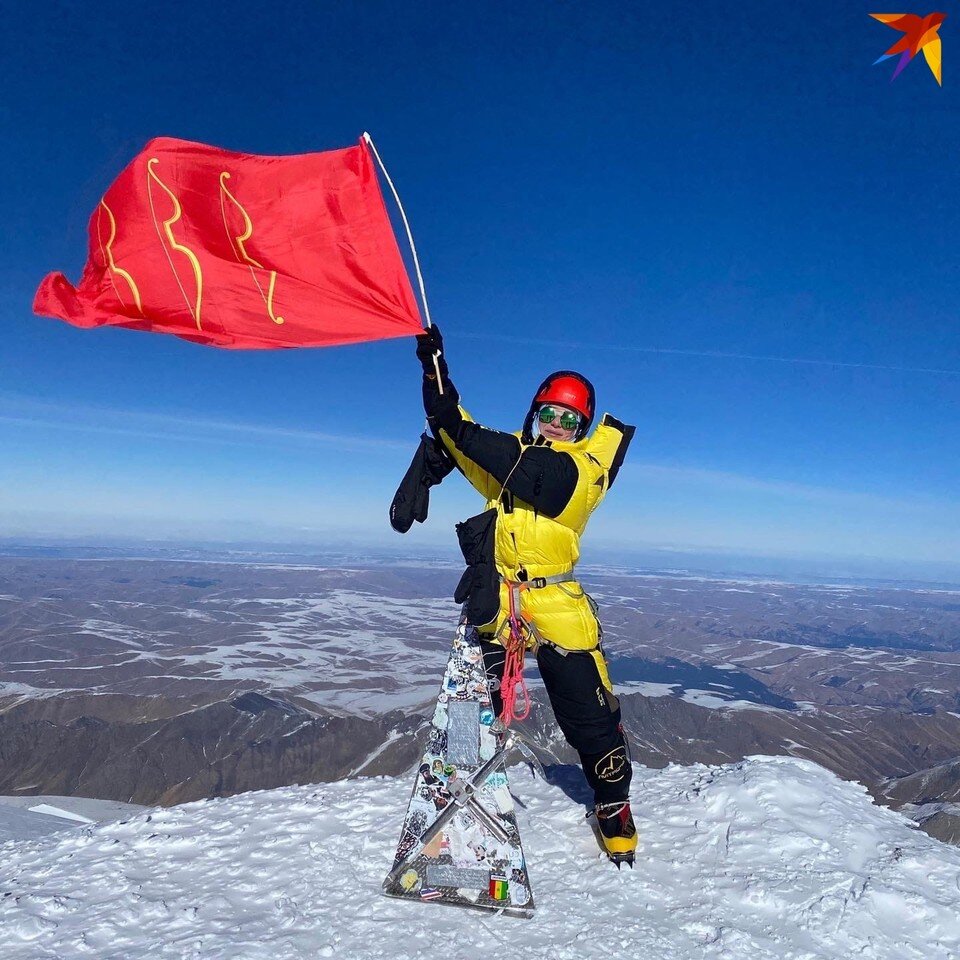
[
  {"x1": 96, "y1": 200, "x2": 143, "y2": 315},
  {"x1": 146, "y1": 158, "x2": 204, "y2": 331},
  {"x1": 219, "y1": 171, "x2": 284, "y2": 325}
]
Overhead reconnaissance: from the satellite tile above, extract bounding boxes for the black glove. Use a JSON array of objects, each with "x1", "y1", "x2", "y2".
[
  {"x1": 415, "y1": 323, "x2": 442, "y2": 366},
  {"x1": 389, "y1": 433, "x2": 456, "y2": 533},
  {"x1": 417, "y1": 322, "x2": 460, "y2": 429},
  {"x1": 454, "y1": 508, "x2": 500, "y2": 627},
  {"x1": 416, "y1": 323, "x2": 450, "y2": 382}
]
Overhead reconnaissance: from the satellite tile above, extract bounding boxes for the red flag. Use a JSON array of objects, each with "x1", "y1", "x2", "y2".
[{"x1": 34, "y1": 136, "x2": 424, "y2": 349}]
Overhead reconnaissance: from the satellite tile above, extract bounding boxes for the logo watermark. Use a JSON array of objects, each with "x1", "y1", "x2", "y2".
[{"x1": 871, "y1": 12, "x2": 946, "y2": 85}]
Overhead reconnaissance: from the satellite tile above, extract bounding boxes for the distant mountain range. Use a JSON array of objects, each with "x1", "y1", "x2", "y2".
[{"x1": 0, "y1": 556, "x2": 958, "y2": 843}]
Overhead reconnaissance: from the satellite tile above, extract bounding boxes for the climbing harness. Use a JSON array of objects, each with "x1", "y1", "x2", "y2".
[
  {"x1": 486, "y1": 448, "x2": 577, "y2": 728},
  {"x1": 495, "y1": 570, "x2": 576, "y2": 727}
]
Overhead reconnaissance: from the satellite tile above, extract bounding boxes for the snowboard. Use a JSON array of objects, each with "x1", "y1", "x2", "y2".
[{"x1": 382, "y1": 620, "x2": 535, "y2": 918}]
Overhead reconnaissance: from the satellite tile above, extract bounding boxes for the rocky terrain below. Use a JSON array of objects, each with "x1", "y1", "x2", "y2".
[{"x1": 0, "y1": 556, "x2": 958, "y2": 842}]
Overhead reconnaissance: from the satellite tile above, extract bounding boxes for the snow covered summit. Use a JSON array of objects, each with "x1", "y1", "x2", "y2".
[{"x1": 2, "y1": 756, "x2": 959, "y2": 960}]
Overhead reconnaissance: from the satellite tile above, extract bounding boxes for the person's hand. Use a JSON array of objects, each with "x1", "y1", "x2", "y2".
[
  {"x1": 415, "y1": 323, "x2": 444, "y2": 373},
  {"x1": 419, "y1": 325, "x2": 460, "y2": 428}
]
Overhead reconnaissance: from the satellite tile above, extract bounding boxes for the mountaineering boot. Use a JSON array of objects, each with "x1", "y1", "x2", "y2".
[{"x1": 594, "y1": 800, "x2": 637, "y2": 867}]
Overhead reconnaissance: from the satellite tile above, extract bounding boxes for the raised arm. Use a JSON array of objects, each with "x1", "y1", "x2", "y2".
[
  {"x1": 415, "y1": 326, "x2": 579, "y2": 515},
  {"x1": 416, "y1": 324, "x2": 500, "y2": 501}
]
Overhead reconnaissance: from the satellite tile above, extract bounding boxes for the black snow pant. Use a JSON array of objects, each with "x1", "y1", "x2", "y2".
[{"x1": 478, "y1": 638, "x2": 632, "y2": 805}]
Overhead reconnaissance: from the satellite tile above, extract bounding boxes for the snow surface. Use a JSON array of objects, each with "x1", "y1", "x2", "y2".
[
  {"x1": 0, "y1": 796, "x2": 147, "y2": 843},
  {"x1": 2, "y1": 756, "x2": 960, "y2": 960}
]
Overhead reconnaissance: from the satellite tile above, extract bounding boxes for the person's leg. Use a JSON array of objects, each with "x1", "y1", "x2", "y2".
[
  {"x1": 534, "y1": 644, "x2": 631, "y2": 804},
  {"x1": 536, "y1": 643, "x2": 637, "y2": 858}
]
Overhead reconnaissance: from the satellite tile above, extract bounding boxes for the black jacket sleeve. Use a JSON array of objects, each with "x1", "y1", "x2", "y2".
[
  {"x1": 422, "y1": 367, "x2": 464, "y2": 434},
  {"x1": 448, "y1": 421, "x2": 578, "y2": 518}
]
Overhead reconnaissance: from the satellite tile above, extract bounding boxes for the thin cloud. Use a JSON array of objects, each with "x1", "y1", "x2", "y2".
[
  {"x1": 622, "y1": 461, "x2": 952, "y2": 513},
  {"x1": 460, "y1": 333, "x2": 960, "y2": 377},
  {"x1": 0, "y1": 394, "x2": 407, "y2": 452}
]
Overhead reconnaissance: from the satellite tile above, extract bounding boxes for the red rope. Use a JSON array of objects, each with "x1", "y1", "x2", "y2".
[{"x1": 498, "y1": 583, "x2": 531, "y2": 727}]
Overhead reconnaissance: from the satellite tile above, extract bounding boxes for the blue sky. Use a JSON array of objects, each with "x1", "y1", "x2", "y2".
[{"x1": 1, "y1": 1, "x2": 958, "y2": 566}]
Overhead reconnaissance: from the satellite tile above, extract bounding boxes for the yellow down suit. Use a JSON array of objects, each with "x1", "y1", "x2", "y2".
[
  {"x1": 417, "y1": 336, "x2": 637, "y2": 813},
  {"x1": 437, "y1": 408, "x2": 634, "y2": 692}
]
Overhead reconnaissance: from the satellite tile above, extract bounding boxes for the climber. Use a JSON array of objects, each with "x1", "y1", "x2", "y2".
[{"x1": 415, "y1": 323, "x2": 638, "y2": 864}]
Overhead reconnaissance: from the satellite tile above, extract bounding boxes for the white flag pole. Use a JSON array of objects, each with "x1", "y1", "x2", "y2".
[{"x1": 362, "y1": 132, "x2": 442, "y2": 393}]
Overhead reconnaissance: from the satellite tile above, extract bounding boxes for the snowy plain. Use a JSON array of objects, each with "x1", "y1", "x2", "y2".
[{"x1": 2, "y1": 756, "x2": 960, "y2": 960}]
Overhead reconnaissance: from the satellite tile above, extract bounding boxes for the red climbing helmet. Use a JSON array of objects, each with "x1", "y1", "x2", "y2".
[
  {"x1": 535, "y1": 373, "x2": 594, "y2": 421},
  {"x1": 523, "y1": 370, "x2": 596, "y2": 441}
]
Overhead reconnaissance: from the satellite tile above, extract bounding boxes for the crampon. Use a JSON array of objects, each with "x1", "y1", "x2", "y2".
[{"x1": 592, "y1": 800, "x2": 637, "y2": 868}]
